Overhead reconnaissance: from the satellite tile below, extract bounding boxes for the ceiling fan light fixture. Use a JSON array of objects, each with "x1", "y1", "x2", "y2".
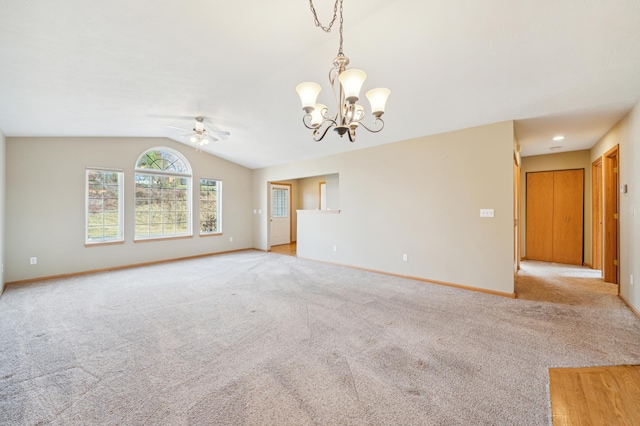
[{"x1": 195, "y1": 116, "x2": 205, "y2": 131}]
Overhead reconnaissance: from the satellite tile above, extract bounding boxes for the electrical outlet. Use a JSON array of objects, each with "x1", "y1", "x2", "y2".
[
  {"x1": 229, "y1": 237, "x2": 233, "y2": 242},
  {"x1": 333, "y1": 245, "x2": 337, "y2": 252},
  {"x1": 402, "y1": 254, "x2": 408, "y2": 262},
  {"x1": 30, "y1": 257, "x2": 37, "y2": 265}
]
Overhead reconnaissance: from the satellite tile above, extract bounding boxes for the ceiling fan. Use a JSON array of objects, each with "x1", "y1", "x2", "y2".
[{"x1": 167, "y1": 116, "x2": 230, "y2": 147}]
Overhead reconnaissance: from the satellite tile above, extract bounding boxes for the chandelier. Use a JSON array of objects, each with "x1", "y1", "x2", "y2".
[{"x1": 296, "y1": 0, "x2": 390, "y2": 142}]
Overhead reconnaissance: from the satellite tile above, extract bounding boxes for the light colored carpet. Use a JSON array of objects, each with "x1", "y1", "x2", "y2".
[{"x1": 0, "y1": 253, "x2": 639, "y2": 425}]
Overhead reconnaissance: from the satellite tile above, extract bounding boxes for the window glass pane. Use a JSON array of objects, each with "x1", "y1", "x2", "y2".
[
  {"x1": 104, "y1": 198, "x2": 119, "y2": 211},
  {"x1": 103, "y1": 212, "x2": 119, "y2": 225},
  {"x1": 87, "y1": 227, "x2": 104, "y2": 239},
  {"x1": 87, "y1": 212, "x2": 103, "y2": 226},
  {"x1": 105, "y1": 185, "x2": 119, "y2": 198},
  {"x1": 88, "y1": 198, "x2": 103, "y2": 212},
  {"x1": 103, "y1": 226, "x2": 119, "y2": 238},
  {"x1": 135, "y1": 211, "x2": 148, "y2": 224}
]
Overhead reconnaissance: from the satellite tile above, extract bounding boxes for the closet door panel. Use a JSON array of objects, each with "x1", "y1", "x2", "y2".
[
  {"x1": 552, "y1": 169, "x2": 584, "y2": 265},
  {"x1": 526, "y1": 172, "x2": 554, "y2": 262}
]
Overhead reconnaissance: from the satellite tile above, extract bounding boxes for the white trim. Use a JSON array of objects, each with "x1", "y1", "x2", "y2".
[{"x1": 86, "y1": 166, "x2": 124, "y2": 173}]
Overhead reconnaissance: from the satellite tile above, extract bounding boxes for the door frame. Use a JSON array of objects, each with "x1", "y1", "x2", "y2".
[
  {"x1": 268, "y1": 182, "x2": 293, "y2": 249},
  {"x1": 591, "y1": 157, "x2": 603, "y2": 271},
  {"x1": 514, "y1": 154, "x2": 521, "y2": 273},
  {"x1": 603, "y1": 145, "x2": 620, "y2": 285}
]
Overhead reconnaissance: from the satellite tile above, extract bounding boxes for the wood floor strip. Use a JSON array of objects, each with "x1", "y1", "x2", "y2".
[{"x1": 549, "y1": 365, "x2": 640, "y2": 425}]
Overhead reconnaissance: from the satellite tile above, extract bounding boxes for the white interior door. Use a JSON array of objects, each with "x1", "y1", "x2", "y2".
[{"x1": 270, "y1": 184, "x2": 290, "y2": 246}]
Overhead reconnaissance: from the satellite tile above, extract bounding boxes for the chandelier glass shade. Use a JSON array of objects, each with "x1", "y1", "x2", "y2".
[{"x1": 296, "y1": 0, "x2": 390, "y2": 142}]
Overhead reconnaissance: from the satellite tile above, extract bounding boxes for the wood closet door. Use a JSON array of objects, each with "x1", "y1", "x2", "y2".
[
  {"x1": 526, "y1": 172, "x2": 554, "y2": 262},
  {"x1": 552, "y1": 170, "x2": 584, "y2": 265},
  {"x1": 526, "y1": 169, "x2": 583, "y2": 265}
]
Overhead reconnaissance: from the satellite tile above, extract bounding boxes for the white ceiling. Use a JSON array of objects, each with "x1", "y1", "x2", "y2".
[{"x1": 1, "y1": 0, "x2": 639, "y2": 169}]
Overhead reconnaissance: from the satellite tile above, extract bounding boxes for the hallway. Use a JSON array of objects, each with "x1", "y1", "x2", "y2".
[
  {"x1": 269, "y1": 242, "x2": 297, "y2": 257},
  {"x1": 515, "y1": 260, "x2": 617, "y2": 305}
]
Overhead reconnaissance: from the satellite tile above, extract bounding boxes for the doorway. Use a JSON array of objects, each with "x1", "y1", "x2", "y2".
[{"x1": 269, "y1": 183, "x2": 292, "y2": 247}]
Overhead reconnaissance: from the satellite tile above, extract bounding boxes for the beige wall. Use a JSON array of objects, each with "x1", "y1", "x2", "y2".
[
  {"x1": 298, "y1": 176, "x2": 325, "y2": 210},
  {"x1": 253, "y1": 121, "x2": 516, "y2": 295},
  {"x1": 5, "y1": 137, "x2": 253, "y2": 283},
  {"x1": 520, "y1": 150, "x2": 592, "y2": 264},
  {"x1": 590, "y1": 102, "x2": 640, "y2": 313},
  {"x1": 0, "y1": 131, "x2": 5, "y2": 293}
]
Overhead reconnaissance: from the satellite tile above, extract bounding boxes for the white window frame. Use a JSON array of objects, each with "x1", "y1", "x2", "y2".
[
  {"x1": 85, "y1": 168, "x2": 124, "y2": 245},
  {"x1": 200, "y1": 178, "x2": 222, "y2": 235},
  {"x1": 134, "y1": 147, "x2": 192, "y2": 241}
]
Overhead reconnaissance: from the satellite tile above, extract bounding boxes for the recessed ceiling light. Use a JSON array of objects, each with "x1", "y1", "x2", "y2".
[
  {"x1": 550, "y1": 146, "x2": 562, "y2": 150},
  {"x1": 552, "y1": 135, "x2": 565, "y2": 141}
]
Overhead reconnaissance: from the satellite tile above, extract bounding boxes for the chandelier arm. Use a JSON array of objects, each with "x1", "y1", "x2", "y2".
[
  {"x1": 312, "y1": 122, "x2": 336, "y2": 142},
  {"x1": 302, "y1": 114, "x2": 337, "y2": 133},
  {"x1": 357, "y1": 118, "x2": 385, "y2": 134},
  {"x1": 302, "y1": 114, "x2": 323, "y2": 130}
]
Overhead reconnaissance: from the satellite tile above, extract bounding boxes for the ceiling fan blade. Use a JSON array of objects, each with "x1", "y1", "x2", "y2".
[
  {"x1": 166, "y1": 125, "x2": 189, "y2": 131},
  {"x1": 208, "y1": 130, "x2": 231, "y2": 136}
]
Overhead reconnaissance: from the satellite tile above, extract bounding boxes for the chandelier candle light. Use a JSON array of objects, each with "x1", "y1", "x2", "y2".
[{"x1": 296, "y1": 0, "x2": 390, "y2": 142}]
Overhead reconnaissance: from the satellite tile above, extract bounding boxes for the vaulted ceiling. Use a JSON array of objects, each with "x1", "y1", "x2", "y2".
[{"x1": 1, "y1": 0, "x2": 639, "y2": 168}]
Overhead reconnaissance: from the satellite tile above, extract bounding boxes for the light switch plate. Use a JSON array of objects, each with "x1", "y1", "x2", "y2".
[{"x1": 480, "y1": 209, "x2": 495, "y2": 218}]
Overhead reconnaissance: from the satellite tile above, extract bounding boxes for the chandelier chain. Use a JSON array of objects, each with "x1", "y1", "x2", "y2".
[{"x1": 308, "y1": 0, "x2": 344, "y2": 55}]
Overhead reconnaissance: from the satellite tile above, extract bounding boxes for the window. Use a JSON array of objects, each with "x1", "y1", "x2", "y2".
[
  {"x1": 272, "y1": 188, "x2": 288, "y2": 217},
  {"x1": 135, "y1": 148, "x2": 192, "y2": 240},
  {"x1": 86, "y1": 169, "x2": 124, "y2": 244},
  {"x1": 200, "y1": 178, "x2": 222, "y2": 234}
]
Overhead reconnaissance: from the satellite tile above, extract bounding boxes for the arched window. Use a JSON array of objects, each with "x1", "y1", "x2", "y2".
[{"x1": 134, "y1": 147, "x2": 192, "y2": 240}]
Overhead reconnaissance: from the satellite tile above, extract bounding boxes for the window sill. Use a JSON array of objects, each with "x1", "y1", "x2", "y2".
[
  {"x1": 200, "y1": 232, "x2": 222, "y2": 237},
  {"x1": 85, "y1": 240, "x2": 125, "y2": 248},
  {"x1": 134, "y1": 235, "x2": 193, "y2": 243}
]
